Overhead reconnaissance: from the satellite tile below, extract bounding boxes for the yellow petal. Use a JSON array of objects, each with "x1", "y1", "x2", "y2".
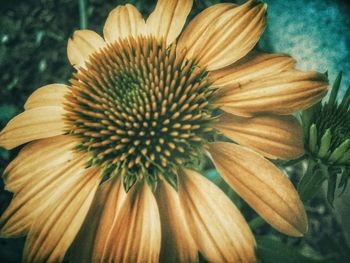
[
  {"x1": 215, "y1": 112, "x2": 304, "y2": 160},
  {"x1": 147, "y1": 0, "x2": 193, "y2": 45},
  {"x1": 91, "y1": 177, "x2": 127, "y2": 262},
  {"x1": 177, "y1": 3, "x2": 235, "y2": 62},
  {"x1": 104, "y1": 183, "x2": 161, "y2": 263},
  {"x1": 22, "y1": 164, "x2": 102, "y2": 263},
  {"x1": 71, "y1": 181, "x2": 161, "y2": 263},
  {"x1": 209, "y1": 142, "x2": 308, "y2": 237},
  {"x1": 209, "y1": 51, "x2": 295, "y2": 86},
  {"x1": 67, "y1": 30, "x2": 105, "y2": 68},
  {"x1": 155, "y1": 180, "x2": 198, "y2": 263},
  {"x1": 177, "y1": 0, "x2": 266, "y2": 71},
  {"x1": 0, "y1": 149, "x2": 84, "y2": 237},
  {"x1": 70, "y1": 176, "x2": 127, "y2": 263},
  {"x1": 177, "y1": 2, "x2": 237, "y2": 61},
  {"x1": 215, "y1": 70, "x2": 328, "y2": 116},
  {"x1": 179, "y1": 169, "x2": 256, "y2": 263},
  {"x1": 3, "y1": 136, "x2": 77, "y2": 193},
  {"x1": 24, "y1": 84, "x2": 69, "y2": 110},
  {"x1": 103, "y1": 4, "x2": 146, "y2": 43},
  {"x1": 0, "y1": 106, "x2": 66, "y2": 150}
]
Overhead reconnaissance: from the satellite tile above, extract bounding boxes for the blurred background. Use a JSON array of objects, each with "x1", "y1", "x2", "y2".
[{"x1": 0, "y1": 0, "x2": 349, "y2": 262}]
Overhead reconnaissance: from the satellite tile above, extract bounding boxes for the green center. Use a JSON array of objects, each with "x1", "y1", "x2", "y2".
[
  {"x1": 314, "y1": 103, "x2": 350, "y2": 151},
  {"x1": 65, "y1": 36, "x2": 217, "y2": 190}
]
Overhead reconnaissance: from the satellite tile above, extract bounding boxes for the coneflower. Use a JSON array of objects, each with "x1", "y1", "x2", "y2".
[{"x1": 0, "y1": 0, "x2": 328, "y2": 262}]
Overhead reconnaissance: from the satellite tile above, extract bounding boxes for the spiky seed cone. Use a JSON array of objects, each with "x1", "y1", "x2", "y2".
[
  {"x1": 300, "y1": 72, "x2": 350, "y2": 204},
  {"x1": 64, "y1": 36, "x2": 217, "y2": 191},
  {"x1": 302, "y1": 72, "x2": 350, "y2": 165}
]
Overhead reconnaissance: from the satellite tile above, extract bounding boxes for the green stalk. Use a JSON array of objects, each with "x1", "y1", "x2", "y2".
[
  {"x1": 298, "y1": 160, "x2": 326, "y2": 202},
  {"x1": 283, "y1": 155, "x2": 306, "y2": 167},
  {"x1": 79, "y1": 0, "x2": 88, "y2": 29}
]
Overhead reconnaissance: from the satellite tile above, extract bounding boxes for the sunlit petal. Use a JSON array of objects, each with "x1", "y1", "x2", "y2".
[{"x1": 209, "y1": 142, "x2": 308, "y2": 236}]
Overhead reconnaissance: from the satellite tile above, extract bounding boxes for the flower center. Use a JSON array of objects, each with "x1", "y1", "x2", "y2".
[
  {"x1": 314, "y1": 103, "x2": 350, "y2": 151},
  {"x1": 65, "y1": 36, "x2": 216, "y2": 190}
]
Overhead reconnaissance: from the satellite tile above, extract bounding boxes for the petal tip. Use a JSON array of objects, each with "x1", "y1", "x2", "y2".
[{"x1": 0, "y1": 132, "x2": 11, "y2": 150}]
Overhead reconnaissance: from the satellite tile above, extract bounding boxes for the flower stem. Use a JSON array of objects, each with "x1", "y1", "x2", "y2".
[
  {"x1": 283, "y1": 154, "x2": 307, "y2": 167},
  {"x1": 298, "y1": 159, "x2": 326, "y2": 202},
  {"x1": 79, "y1": 0, "x2": 88, "y2": 29}
]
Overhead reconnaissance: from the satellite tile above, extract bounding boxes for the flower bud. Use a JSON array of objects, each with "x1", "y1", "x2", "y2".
[{"x1": 299, "y1": 72, "x2": 350, "y2": 204}]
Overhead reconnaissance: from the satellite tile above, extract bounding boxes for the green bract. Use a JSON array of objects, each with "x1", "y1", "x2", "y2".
[{"x1": 299, "y1": 72, "x2": 350, "y2": 205}]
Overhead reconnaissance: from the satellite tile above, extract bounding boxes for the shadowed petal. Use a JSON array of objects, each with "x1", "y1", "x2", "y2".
[
  {"x1": 24, "y1": 84, "x2": 69, "y2": 110},
  {"x1": 215, "y1": 113, "x2": 304, "y2": 160},
  {"x1": 209, "y1": 142, "x2": 308, "y2": 237},
  {"x1": 103, "y1": 4, "x2": 146, "y2": 43},
  {"x1": 67, "y1": 30, "x2": 105, "y2": 68},
  {"x1": 179, "y1": 168, "x2": 256, "y2": 263},
  {"x1": 155, "y1": 180, "x2": 198, "y2": 263},
  {"x1": 177, "y1": 0, "x2": 266, "y2": 71},
  {"x1": 22, "y1": 163, "x2": 102, "y2": 263},
  {"x1": 0, "y1": 106, "x2": 66, "y2": 150},
  {"x1": 71, "y1": 180, "x2": 161, "y2": 263},
  {"x1": 215, "y1": 70, "x2": 328, "y2": 116},
  {"x1": 3, "y1": 136, "x2": 77, "y2": 193},
  {"x1": 0, "y1": 145, "x2": 85, "y2": 237},
  {"x1": 104, "y1": 183, "x2": 161, "y2": 263},
  {"x1": 209, "y1": 52, "x2": 295, "y2": 87},
  {"x1": 147, "y1": 0, "x2": 193, "y2": 45},
  {"x1": 70, "y1": 176, "x2": 126, "y2": 263}
]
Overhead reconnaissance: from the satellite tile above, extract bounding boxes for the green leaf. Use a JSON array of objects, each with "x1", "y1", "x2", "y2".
[
  {"x1": 298, "y1": 160, "x2": 326, "y2": 202},
  {"x1": 256, "y1": 236, "x2": 328, "y2": 263},
  {"x1": 328, "y1": 71, "x2": 342, "y2": 105},
  {"x1": 338, "y1": 168, "x2": 350, "y2": 196},
  {"x1": 301, "y1": 105, "x2": 317, "y2": 139},
  {"x1": 340, "y1": 85, "x2": 350, "y2": 108},
  {"x1": 327, "y1": 172, "x2": 337, "y2": 207}
]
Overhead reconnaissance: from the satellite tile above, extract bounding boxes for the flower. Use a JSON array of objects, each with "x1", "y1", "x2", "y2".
[
  {"x1": 0, "y1": 0, "x2": 328, "y2": 262},
  {"x1": 299, "y1": 72, "x2": 350, "y2": 204}
]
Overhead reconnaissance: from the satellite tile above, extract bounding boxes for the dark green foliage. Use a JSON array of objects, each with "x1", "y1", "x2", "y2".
[{"x1": 256, "y1": 236, "x2": 329, "y2": 263}]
